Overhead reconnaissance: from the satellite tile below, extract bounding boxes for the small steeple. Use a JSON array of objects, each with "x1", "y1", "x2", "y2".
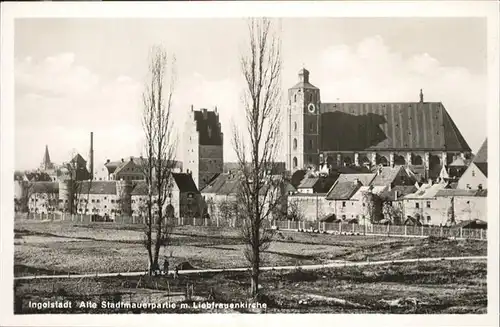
[
  {"x1": 419, "y1": 89, "x2": 424, "y2": 103},
  {"x1": 41, "y1": 145, "x2": 53, "y2": 170}
]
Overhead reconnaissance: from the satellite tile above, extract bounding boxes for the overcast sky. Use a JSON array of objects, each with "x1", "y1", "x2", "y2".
[{"x1": 14, "y1": 17, "x2": 487, "y2": 171}]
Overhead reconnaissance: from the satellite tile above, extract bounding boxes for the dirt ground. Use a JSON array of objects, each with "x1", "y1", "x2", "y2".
[
  {"x1": 14, "y1": 220, "x2": 487, "y2": 276},
  {"x1": 14, "y1": 260, "x2": 487, "y2": 314}
]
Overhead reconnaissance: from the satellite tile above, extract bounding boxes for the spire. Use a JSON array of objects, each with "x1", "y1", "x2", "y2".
[{"x1": 40, "y1": 145, "x2": 54, "y2": 171}]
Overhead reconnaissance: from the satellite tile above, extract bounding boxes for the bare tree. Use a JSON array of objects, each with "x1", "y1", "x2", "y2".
[
  {"x1": 232, "y1": 18, "x2": 282, "y2": 298},
  {"x1": 217, "y1": 197, "x2": 239, "y2": 225},
  {"x1": 287, "y1": 199, "x2": 304, "y2": 221},
  {"x1": 139, "y1": 46, "x2": 177, "y2": 275},
  {"x1": 382, "y1": 201, "x2": 403, "y2": 225},
  {"x1": 361, "y1": 189, "x2": 383, "y2": 225}
]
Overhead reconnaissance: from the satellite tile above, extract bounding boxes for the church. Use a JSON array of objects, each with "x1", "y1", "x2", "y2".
[{"x1": 286, "y1": 68, "x2": 472, "y2": 180}]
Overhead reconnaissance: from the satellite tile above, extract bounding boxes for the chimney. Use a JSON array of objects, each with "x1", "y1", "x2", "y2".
[
  {"x1": 427, "y1": 178, "x2": 433, "y2": 186},
  {"x1": 121, "y1": 158, "x2": 124, "y2": 163},
  {"x1": 202, "y1": 108, "x2": 208, "y2": 119},
  {"x1": 354, "y1": 178, "x2": 360, "y2": 186},
  {"x1": 191, "y1": 104, "x2": 194, "y2": 112},
  {"x1": 214, "y1": 106, "x2": 218, "y2": 115},
  {"x1": 89, "y1": 132, "x2": 94, "y2": 180},
  {"x1": 130, "y1": 157, "x2": 133, "y2": 162},
  {"x1": 419, "y1": 89, "x2": 424, "y2": 103}
]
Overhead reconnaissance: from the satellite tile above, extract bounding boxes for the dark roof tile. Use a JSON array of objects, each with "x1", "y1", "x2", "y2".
[{"x1": 320, "y1": 102, "x2": 471, "y2": 152}]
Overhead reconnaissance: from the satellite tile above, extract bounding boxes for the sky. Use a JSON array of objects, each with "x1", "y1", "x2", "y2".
[{"x1": 14, "y1": 17, "x2": 487, "y2": 171}]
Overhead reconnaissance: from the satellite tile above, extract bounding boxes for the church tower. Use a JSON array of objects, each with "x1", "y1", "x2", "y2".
[{"x1": 287, "y1": 68, "x2": 321, "y2": 173}]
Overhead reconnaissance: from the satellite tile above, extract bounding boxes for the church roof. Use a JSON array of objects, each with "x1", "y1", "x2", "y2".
[
  {"x1": 193, "y1": 109, "x2": 223, "y2": 146},
  {"x1": 319, "y1": 102, "x2": 471, "y2": 152}
]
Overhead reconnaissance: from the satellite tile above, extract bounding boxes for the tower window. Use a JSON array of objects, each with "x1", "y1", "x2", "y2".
[
  {"x1": 309, "y1": 122, "x2": 313, "y2": 132},
  {"x1": 309, "y1": 139, "x2": 313, "y2": 150},
  {"x1": 294, "y1": 94, "x2": 297, "y2": 102},
  {"x1": 293, "y1": 157, "x2": 298, "y2": 168},
  {"x1": 293, "y1": 138, "x2": 297, "y2": 150},
  {"x1": 294, "y1": 122, "x2": 297, "y2": 131},
  {"x1": 309, "y1": 94, "x2": 312, "y2": 102}
]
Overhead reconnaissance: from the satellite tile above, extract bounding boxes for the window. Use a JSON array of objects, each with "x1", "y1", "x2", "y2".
[
  {"x1": 111, "y1": 199, "x2": 115, "y2": 203},
  {"x1": 427, "y1": 216, "x2": 431, "y2": 222},
  {"x1": 96, "y1": 199, "x2": 100, "y2": 203},
  {"x1": 309, "y1": 139, "x2": 313, "y2": 150},
  {"x1": 342, "y1": 201, "x2": 346, "y2": 208},
  {"x1": 415, "y1": 203, "x2": 419, "y2": 209},
  {"x1": 466, "y1": 184, "x2": 471, "y2": 189},
  {"x1": 293, "y1": 138, "x2": 297, "y2": 150},
  {"x1": 293, "y1": 157, "x2": 298, "y2": 168},
  {"x1": 188, "y1": 193, "x2": 194, "y2": 199},
  {"x1": 104, "y1": 197, "x2": 107, "y2": 200},
  {"x1": 309, "y1": 122, "x2": 313, "y2": 132},
  {"x1": 472, "y1": 170, "x2": 475, "y2": 177},
  {"x1": 91, "y1": 199, "x2": 95, "y2": 203},
  {"x1": 294, "y1": 94, "x2": 297, "y2": 102},
  {"x1": 309, "y1": 94, "x2": 313, "y2": 102},
  {"x1": 294, "y1": 122, "x2": 297, "y2": 131},
  {"x1": 426, "y1": 201, "x2": 431, "y2": 208}
]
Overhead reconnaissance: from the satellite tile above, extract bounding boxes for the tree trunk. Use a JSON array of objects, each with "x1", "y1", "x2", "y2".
[{"x1": 250, "y1": 244, "x2": 260, "y2": 297}]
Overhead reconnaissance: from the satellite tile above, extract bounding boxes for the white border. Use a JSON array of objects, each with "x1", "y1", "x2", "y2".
[{"x1": 1, "y1": 1, "x2": 499, "y2": 327}]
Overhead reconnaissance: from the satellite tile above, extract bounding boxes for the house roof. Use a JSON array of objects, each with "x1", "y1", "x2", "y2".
[
  {"x1": 325, "y1": 182, "x2": 361, "y2": 200},
  {"x1": 291, "y1": 170, "x2": 307, "y2": 188},
  {"x1": 24, "y1": 171, "x2": 53, "y2": 182},
  {"x1": 71, "y1": 153, "x2": 87, "y2": 166},
  {"x1": 404, "y1": 183, "x2": 446, "y2": 199},
  {"x1": 379, "y1": 185, "x2": 418, "y2": 201},
  {"x1": 298, "y1": 177, "x2": 319, "y2": 189},
  {"x1": 79, "y1": 181, "x2": 117, "y2": 195},
  {"x1": 130, "y1": 181, "x2": 152, "y2": 196},
  {"x1": 171, "y1": 173, "x2": 199, "y2": 193},
  {"x1": 223, "y1": 162, "x2": 286, "y2": 174},
  {"x1": 32, "y1": 182, "x2": 59, "y2": 194},
  {"x1": 473, "y1": 139, "x2": 487, "y2": 163},
  {"x1": 319, "y1": 102, "x2": 471, "y2": 152},
  {"x1": 201, "y1": 173, "x2": 240, "y2": 195},
  {"x1": 350, "y1": 186, "x2": 387, "y2": 201},
  {"x1": 193, "y1": 109, "x2": 223, "y2": 146},
  {"x1": 371, "y1": 166, "x2": 405, "y2": 186},
  {"x1": 335, "y1": 173, "x2": 376, "y2": 186},
  {"x1": 474, "y1": 162, "x2": 488, "y2": 178},
  {"x1": 435, "y1": 189, "x2": 487, "y2": 197}
]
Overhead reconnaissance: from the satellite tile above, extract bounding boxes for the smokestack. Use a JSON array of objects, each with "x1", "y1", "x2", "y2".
[{"x1": 89, "y1": 132, "x2": 94, "y2": 180}]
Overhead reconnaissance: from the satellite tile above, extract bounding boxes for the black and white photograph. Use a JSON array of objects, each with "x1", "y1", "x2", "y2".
[{"x1": 1, "y1": 1, "x2": 499, "y2": 326}]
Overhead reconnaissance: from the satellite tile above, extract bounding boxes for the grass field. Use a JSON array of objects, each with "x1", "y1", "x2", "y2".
[
  {"x1": 14, "y1": 260, "x2": 487, "y2": 313},
  {"x1": 14, "y1": 220, "x2": 487, "y2": 276}
]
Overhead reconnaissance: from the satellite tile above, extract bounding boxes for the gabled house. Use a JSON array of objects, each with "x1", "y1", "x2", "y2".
[
  {"x1": 131, "y1": 172, "x2": 200, "y2": 219},
  {"x1": 458, "y1": 139, "x2": 487, "y2": 190}
]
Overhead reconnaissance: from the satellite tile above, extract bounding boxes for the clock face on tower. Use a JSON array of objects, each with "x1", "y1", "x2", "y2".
[{"x1": 307, "y1": 103, "x2": 316, "y2": 113}]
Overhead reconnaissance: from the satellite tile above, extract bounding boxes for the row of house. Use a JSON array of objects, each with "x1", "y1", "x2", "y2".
[
  {"x1": 286, "y1": 139, "x2": 488, "y2": 226},
  {"x1": 24, "y1": 173, "x2": 202, "y2": 219}
]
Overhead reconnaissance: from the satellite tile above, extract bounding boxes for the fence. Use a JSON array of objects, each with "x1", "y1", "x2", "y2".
[
  {"x1": 272, "y1": 220, "x2": 487, "y2": 241},
  {"x1": 16, "y1": 212, "x2": 486, "y2": 241}
]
